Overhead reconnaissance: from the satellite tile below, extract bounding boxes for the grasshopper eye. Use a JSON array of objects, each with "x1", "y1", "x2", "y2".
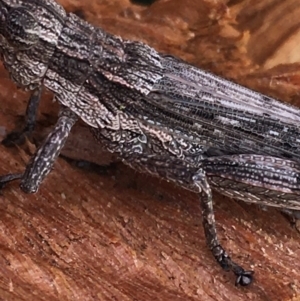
[
  {"x1": 0, "y1": 6, "x2": 8, "y2": 30},
  {"x1": 4, "y1": 7, "x2": 39, "y2": 49}
]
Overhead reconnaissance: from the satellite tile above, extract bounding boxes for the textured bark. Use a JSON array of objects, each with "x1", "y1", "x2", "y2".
[{"x1": 0, "y1": 0, "x2": 300, "y2": 300}]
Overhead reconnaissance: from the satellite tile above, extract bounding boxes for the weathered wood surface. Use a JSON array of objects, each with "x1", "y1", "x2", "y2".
[{"x1": 1, "y1": 0, "x2": 300, "y2": 300}]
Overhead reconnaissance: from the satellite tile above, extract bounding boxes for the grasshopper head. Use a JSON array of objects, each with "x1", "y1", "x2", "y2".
[
  {"x1": 0, "y1": 5, "x2": 39, "y2": 50},
  {"x1": 0, "y1": 0, "x2": 66, "y2": 89}
]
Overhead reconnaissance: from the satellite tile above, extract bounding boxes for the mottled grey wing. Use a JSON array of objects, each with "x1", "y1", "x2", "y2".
[
  {"x1": 144, "y1": 56, "x2": 300, "y2": 160},
  {"x1": 203, "y1": 154, "x2": 300, "y2": 209}
]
